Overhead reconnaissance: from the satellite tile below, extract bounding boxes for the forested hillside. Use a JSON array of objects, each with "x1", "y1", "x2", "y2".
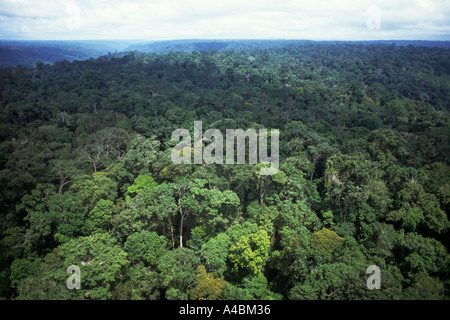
[
  {"x1": 0, "y1": 42, "x2": 449, "y2": 300},
  {"x1": 2, "y1": 39, "x2": 450, "y2": 68},
  {"x1": 0, "y1": 40, "x2": 136, "y2": 68}
]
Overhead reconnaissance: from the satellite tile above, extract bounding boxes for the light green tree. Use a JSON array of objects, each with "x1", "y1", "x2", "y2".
[
  {"x1": 228, "y1": 227, "x2": 270, "y2": 275},
  {"x1": 190, "y1": 265, "x2": 228, "y2": 300}
]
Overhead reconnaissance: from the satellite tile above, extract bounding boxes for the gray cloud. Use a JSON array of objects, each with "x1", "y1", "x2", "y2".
[{"x1": 0, "y1": 0, "x2": 448, "y2": 40}]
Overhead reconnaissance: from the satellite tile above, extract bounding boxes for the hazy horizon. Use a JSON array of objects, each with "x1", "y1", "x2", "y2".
[{"x1": 1, "y1": 38, "x2": 450, "y2": 42}]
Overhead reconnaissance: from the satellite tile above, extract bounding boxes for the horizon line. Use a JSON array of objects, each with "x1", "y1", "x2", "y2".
[{"x1": 1, "y1": 38, "x2": 450, "y2": 42}]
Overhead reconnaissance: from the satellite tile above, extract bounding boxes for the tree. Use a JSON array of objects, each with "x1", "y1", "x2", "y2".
[
  {"x1": 122, "y1": 136, "x2": 166, "y2": 177},
  {"x1": 16, "y1": 172, "x2": 121, "y2": 253},
  {"x1": 85, "y1": 199, "x2": 114, "y2": 234},
  {"x1": 114, "y1": 178, "x2": 239, "y2": 248},
  {"x1": 221, "y1": 273, "x2": 282, "y2": 300},
  {"x1": 0, "y1": 145, "x2": 47, "y2": 204},
  {"x1": 119, "y1": 231, "x2": 168, "y2": 300},
  {"x1": 59, "y1": 233, "x2": 129, "y2": 299},
  {"x1": 16, "y1": 233, "x2": 129, "y2": 300},
  {"x1": 17, "y1": 183, "x2": 58, "y2": 254},
  {"x1": 227, "y1": 222, "x2": 271, "y2": 275},
  {"x1": 324, "y1": 152, "x2": 388, "y2": 222},
  {"x1": 366, "y1": 129, "x2": 407, "y2": 168},
  {"x1": 289, "y1": 262, "x2": 356, "y2": 300},
  {"x1": 190, "y1": 265, "x2": 228, "y2": 300},
  {"x1": 200, "y1": 233, "x2": 231, "y2": 277},
  {"x1": 78, "y1": 127, "x2": 130, "y2": 172},
  {"x1": 404, "y1": 273, "x2": 445, "y2": 299},
  {"x1": 157, "y1": 247, "x2": 200, "y2": 299},
  {"x1": 387, "y1": 182, "x2": 449, "y2": 235},
  {"x1": 393, "y1": 231, "x2": 448, "y2": 278},
  {"x1": 125, "y1": 174, "x2": 157, "y2": 201},
  {"x1": 9, "y1": 258, "x2": 40, "y2": 289},
  {"x1": 124, "y1": 231, "x2": 167, "y2": 267},
  {"x1": 310, "y1": 228, "x2": 344, "y2": 259},
  {"x1": 346, "y1": 80, "x2": 365, "y2": 104},
  {"x1": 68, "y1": 173, "x2": 118, "y2": 212}
]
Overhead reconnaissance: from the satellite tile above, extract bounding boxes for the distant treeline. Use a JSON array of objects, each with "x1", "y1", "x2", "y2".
[{"x1": 1, "y1": 39, "x2": 449, "y2": 67}]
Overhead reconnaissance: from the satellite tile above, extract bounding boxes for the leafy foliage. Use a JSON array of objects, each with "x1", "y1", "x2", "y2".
[
  {"x1": 190, "y1": 265, "x2": 228, "y2": 300},
  {"x1": 0, "y1": 41, "x2": 449, "y2": 300}
]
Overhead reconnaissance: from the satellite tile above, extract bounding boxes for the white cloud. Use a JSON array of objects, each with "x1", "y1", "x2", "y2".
[{"x1": 0, "y1": 0, "x2": 448, "y2": 40}]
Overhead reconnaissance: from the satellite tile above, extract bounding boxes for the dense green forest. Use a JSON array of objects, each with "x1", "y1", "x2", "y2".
[{"x1": 0, "y1": 42, "x2": 449, "y2": 300}]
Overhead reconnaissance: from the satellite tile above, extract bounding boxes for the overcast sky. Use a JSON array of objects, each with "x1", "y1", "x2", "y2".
[{"x1": 0, "y1": 0, "x2": 449, "y2": 41}]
